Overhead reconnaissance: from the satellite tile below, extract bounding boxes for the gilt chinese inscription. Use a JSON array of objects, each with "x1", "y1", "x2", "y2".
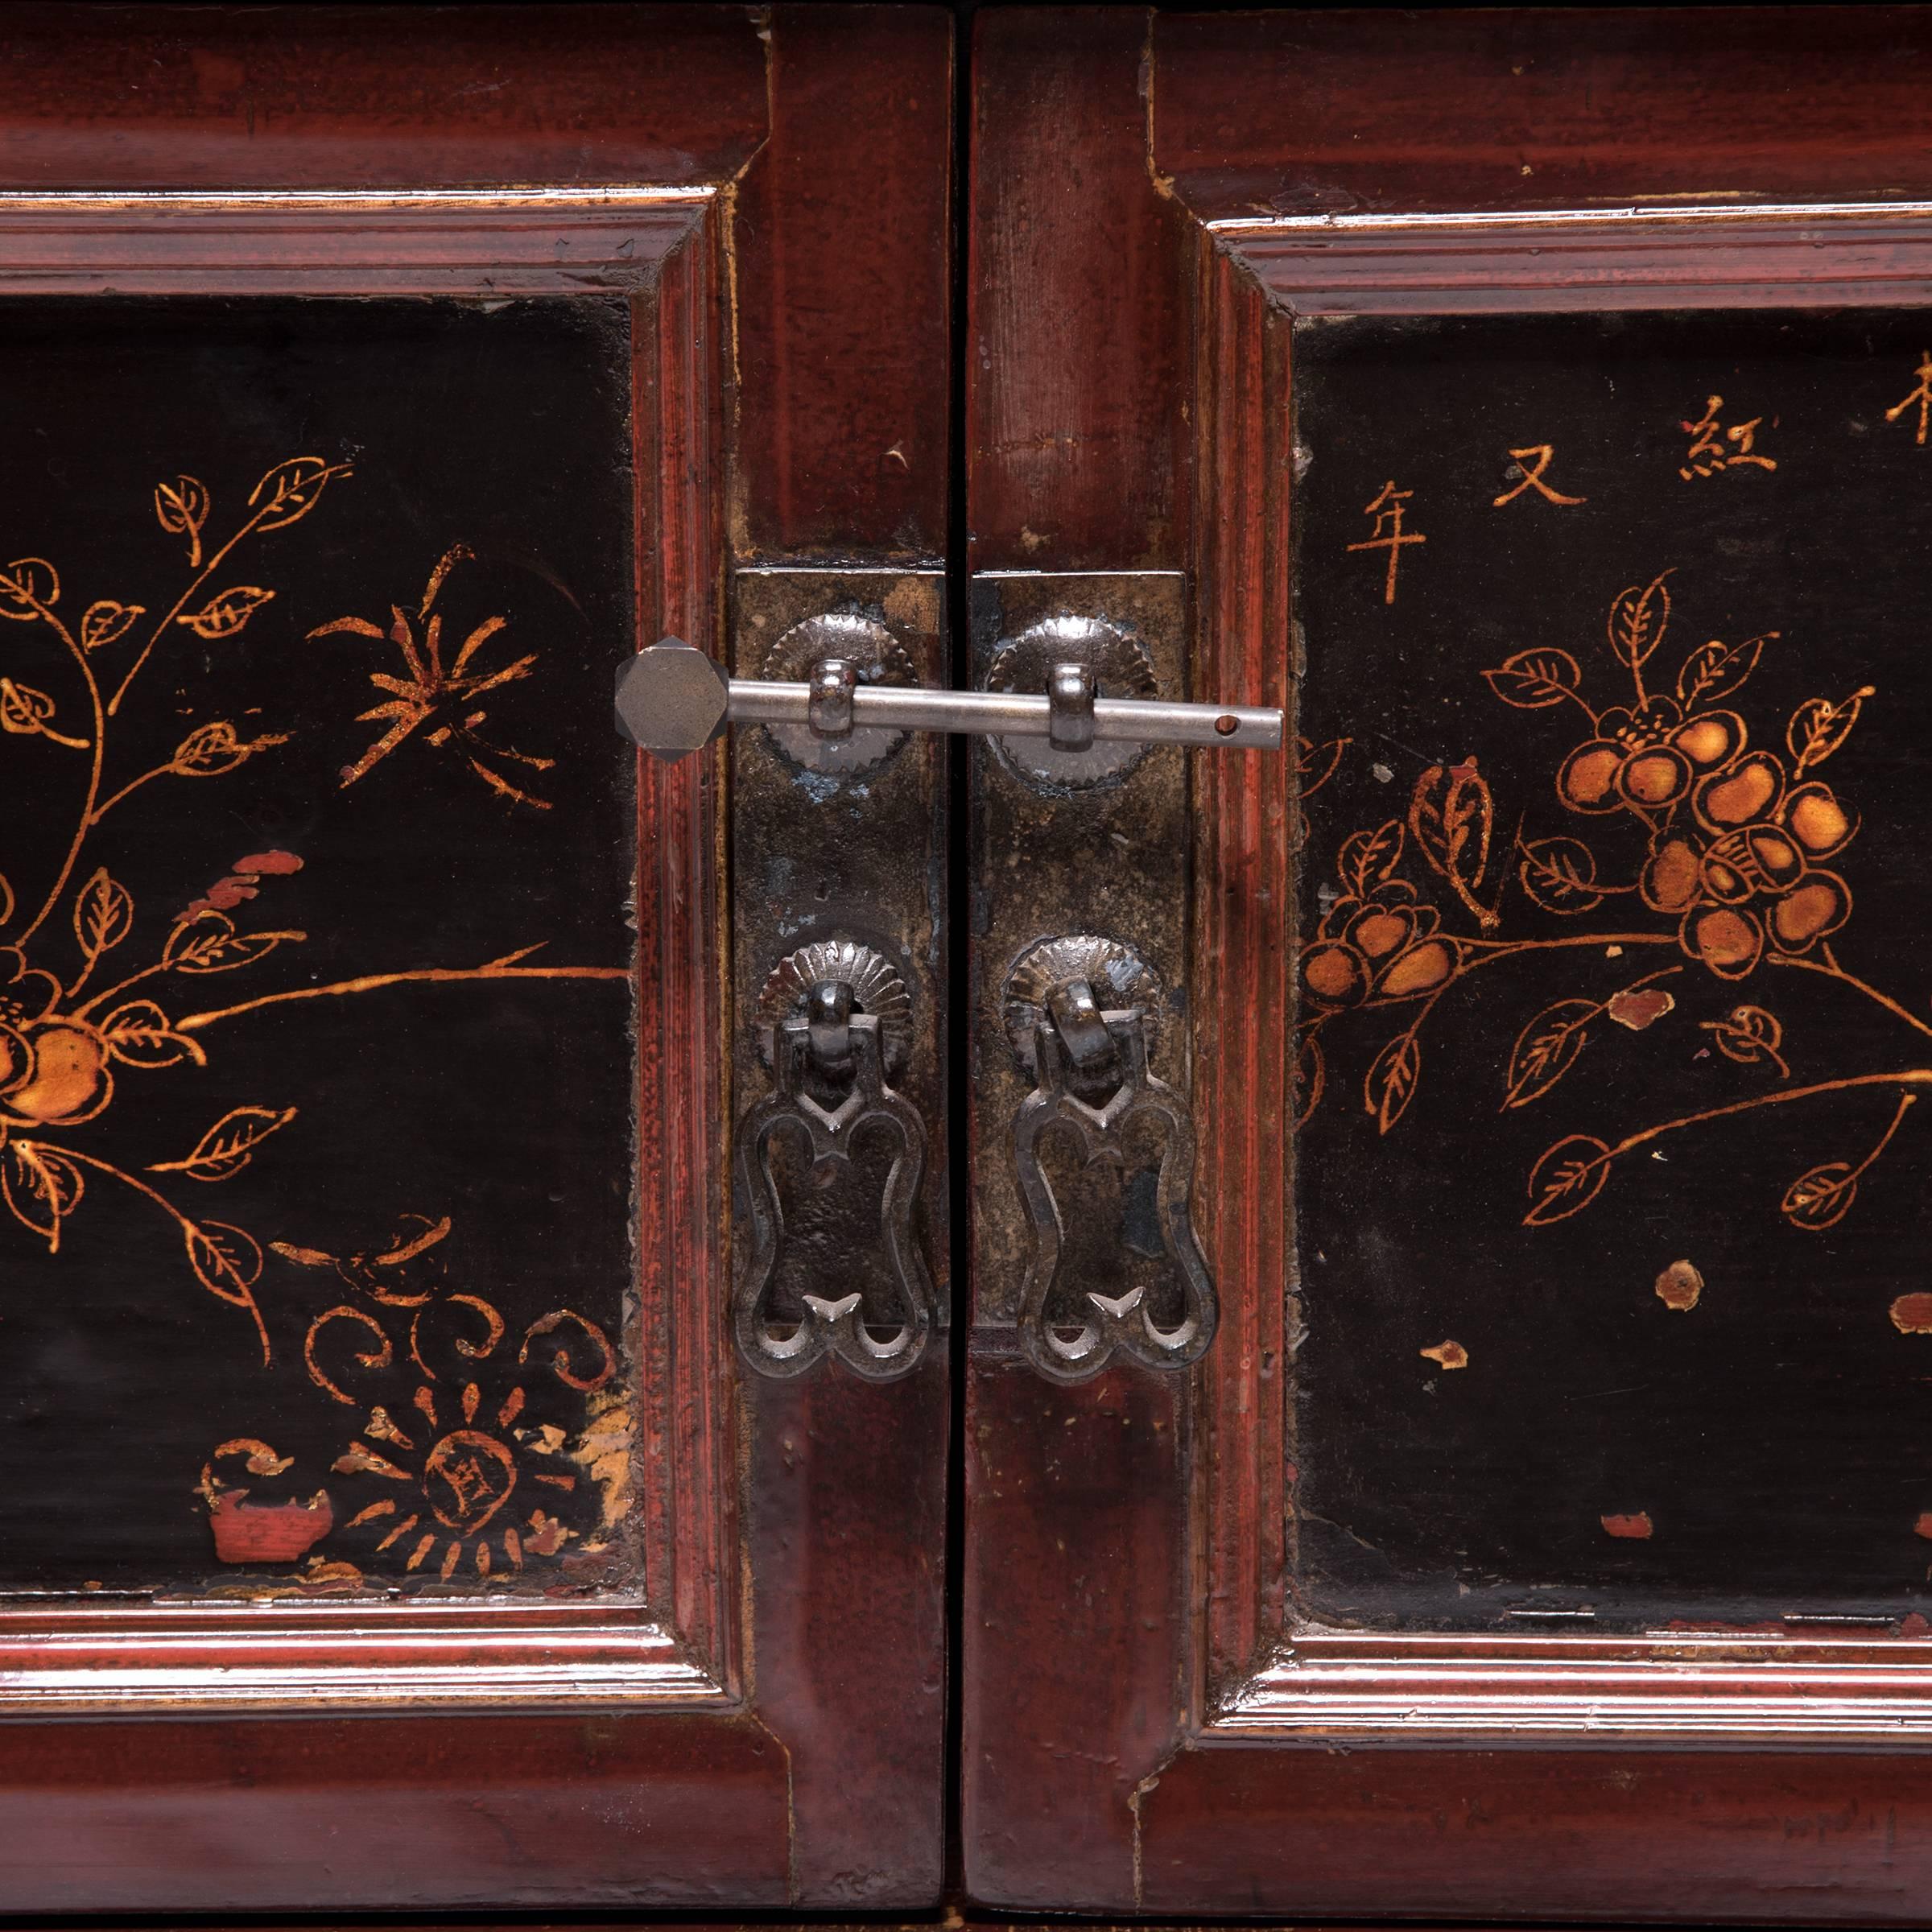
[
  {"x1": 0, "y1": 297, "x2": 638, "y2": 1599},
  {"x1": 1293, "y1": 309, "x2": 1932, "y2": 1629}
]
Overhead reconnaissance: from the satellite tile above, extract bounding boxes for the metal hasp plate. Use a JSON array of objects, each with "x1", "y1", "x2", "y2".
[
  {"x1": 728, "y1": 569, "x2": 948, "y2": 1381},
  {"x1": 969, "y1": 572, "x2": 1215, "y2": 1379}
]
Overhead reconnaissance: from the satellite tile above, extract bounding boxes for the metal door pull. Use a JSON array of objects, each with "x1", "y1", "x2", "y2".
[
  {"x1": 615, "y1": 634, "x2": 1282, "y2": 759},
  {"x1": 734, "y1": 943, "x2": 934, "y2": 1381},
  {"x1": 1005, "y1": 936, "x2": 1217, "y2": 1382}
]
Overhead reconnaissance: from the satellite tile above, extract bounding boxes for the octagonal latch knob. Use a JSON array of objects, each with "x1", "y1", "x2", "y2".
[{"x1": 614, "y1": 635, "x2": 730, "y2": 760}]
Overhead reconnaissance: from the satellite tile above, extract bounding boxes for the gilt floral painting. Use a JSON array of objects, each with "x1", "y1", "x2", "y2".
[
  {"x1": 0, "y1": 296, "x2": 638, "y2": 1598},
  {"x1": 1292, "y1": 308, "x2": 1932, "y2": 1628}
]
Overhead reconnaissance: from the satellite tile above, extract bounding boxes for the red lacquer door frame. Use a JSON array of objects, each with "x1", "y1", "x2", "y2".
[
  {"x1": 965, "y1": 8, "x2": 1932, "y2": 1920},
  {"x1": 0, "y1": 5, "x2": 951, "y2": 1910}
]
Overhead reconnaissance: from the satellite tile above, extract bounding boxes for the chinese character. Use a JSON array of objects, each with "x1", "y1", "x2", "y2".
[
  {"x1": 1492, "y1": 444, "x2": 1587, "y2": 508},
  {"x1": 1886, "y1": 352, "x2": 1932, "y2": 445},
  {"x1": 1679, "y1": 394, "x2": 1777, "y2": 479},
  {"x1": 1348, "y1": 481, "x2": 1426, "y2": 605}
]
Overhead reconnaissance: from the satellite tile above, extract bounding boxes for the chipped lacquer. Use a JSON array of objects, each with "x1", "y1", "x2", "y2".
[
  {"x1": 1290, "y1": 305, "x2": 1932, "y2": 1629},
  {"x1": 0, "y1": 297, "x2": 635, "y2": 1600},
  {"x1": 0, "y1": 2, "x2": 952, "y2": 1913},
  {"x1": 965, "y1": 9, "x2": 1932, "y2": 1922}
]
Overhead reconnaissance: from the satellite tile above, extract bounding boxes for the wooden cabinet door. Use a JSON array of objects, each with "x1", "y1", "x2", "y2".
[
  {"x1": 964, "y1": 8, "x2": 1932, "y2": 1919},
  {"x1": 0, "y1": 5, "x2": 951, "y2": 1911}
]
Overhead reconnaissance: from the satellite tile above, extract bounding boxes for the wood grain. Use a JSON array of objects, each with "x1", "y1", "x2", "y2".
[
  {"x1": 0, "y1": 4, "x2": 765, "y2": 191},
  {"x1": 1140, "y1": 1744, "x2": 1932, "y2": 1921},
  {"x1": 966, "y1": 8, "x2": 1186, "y2": 573},
  {"x1": 961, "y1": 1350, "x2": 1183, "y2": 1911},
  {"x1": 634, "y1": 217, "x2": 734, "y2": 1686},
  {"x1": 0, "y1": 1712, "x2": 788, "y2": 1912},
  {"x1": 0, "y1": 5, "x2": 952, "y2": 1908},
  {"x1": 1155, "y1": 6, "x2": 1932, "y2": 221},
  {"x1": 970, "y1": 6, "x2": 1932, "y2": 1917},
  {"x1": 733, "y1": 5, "x2": 953, "y2": 564},
  {"x1": 1189, "y1": 239, "x2": 1293, "y2": 1696},
  {"x1": 961, "y1": 10, "x2": 1196, "y2": 1909},
  {"x1": 724, "y1": 10, "x2": 956, "y2": 1906}
]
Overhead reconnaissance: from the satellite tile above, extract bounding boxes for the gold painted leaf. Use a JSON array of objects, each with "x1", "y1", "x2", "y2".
[
  {"x1": 1524, "y1": 1134, "x2": 1612, "y2": 1226},
  {"x1": 72, "y1": 868, "x2": 134, "y2": 963},
  {"x1": 1296, "y1": 735, "x2": 1349, "y2": 798},
  {"x1": 1337, "y1": 819, "x2": 1404, "y2": 898},
  {"x1": 177, "y1": 585, "x2": 275, "y2": 640},
  {"x1": 249, "y1": 456, "x2": 346, "y2": 533},
  {"x1": 1293, "y1": 1028, "x2": 1327, "y2": 1129},
  {"x1": 1782, "y1": 1160, "x2": 1859, "y2": 1231},
  {"x1": 170, "y1": 720, "x2": 288, "y2": 776},
  {"x1": 2, "y1": 1141, "x2": 85, "y2": 1253},
  {"x1": 164, "y1": 910, "x2": 306, "y2": 973},
  {"x1": 1788, "y1": 686, "x2": 1875, "y2": 772},
  {"x1": 1677, "y1": 630, "x2": 1771, "y2": 708},
  {"x1": 80, "y1": 600, "x2": 144, "y2": 651},
  {"x1": 184, "y1": 1219, "x2": 264, "y2": 1306},
  {"x1": 0, "y1": 557, "x2": 60, "y2": 619},
  {"x1": 307, "y1": 615, "x2": 387, "y2": 642},
  {"x1": 1517, "y1": 835, "x2": 1604, "y2": 914},
  {"x1": 1607, "y1": 570, "x2": 1672, "y2": 671},
  {"x1": 1409, "y1": 760, "x2": 1497, "y2": 928},
  {"x1": 1702, "y1": 1004, "x2": 1785, "y2": 1067},
  {"x1": 151, "y1": 1104, "x2": 297, "y2": 1183},
  {"x1": 101, "y1": 999, "x2": 207, "y2": 1069},
  {"x1": 1504, "y1": 998, "x2": 1597, "y2": 1109},
  {"x1": 171, "y1": 721, "x2": 250, "y2": 774},
  {"x1": 1481, "y1": 648, "x2": 1583, "y2": 709},
  {"x1": 0, "y1": 679, "x2": 56, "y2": 734},
  {"x1": 1364, "y1": 1030, "x2": 1422, "y2": 1135},
  {"x1": 153, "y1": 475, "x2": 209, "y2": 565}
]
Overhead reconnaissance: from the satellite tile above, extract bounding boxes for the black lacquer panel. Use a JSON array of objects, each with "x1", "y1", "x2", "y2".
[
  {"x1": 1293, "y1": 308, "x2": 1932, "y2": 1629},
  {"x1": 0, "y1": 297, "x2": 638, "y2": 1599}
]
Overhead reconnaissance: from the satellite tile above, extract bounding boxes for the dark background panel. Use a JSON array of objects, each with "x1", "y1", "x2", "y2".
[
  {"x1": 1292, "y1": 305, "x2": 1932, "y2": 1627},
  {"x1": 0, "y1": 295, "x2": 638, "y2": 1596}
]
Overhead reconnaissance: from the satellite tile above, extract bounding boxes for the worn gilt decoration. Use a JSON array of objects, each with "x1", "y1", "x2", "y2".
[
  {"x1": 1300, "y1": 564, "x2": 1883, "y2": 1225},
  {"x1": 0, "y1": 296, "x2": 636, "y2": 1599},
  {"x1": 1293, "y1": 310, "x2": 1932, "y2": 1626}
]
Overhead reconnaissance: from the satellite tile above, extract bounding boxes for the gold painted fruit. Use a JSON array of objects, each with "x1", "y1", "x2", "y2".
[
  {"x1": 1703, "y1": 827, "x2": 1805, "y2": 901},
  {"x1": 1557, "y1": 742, "x2": 1624, "y2": 813},
  {"x1": 1347, "y1": 908, "x2": 1414, "y2": 960},
  {"x1": 1302, "y1": 941, "x2": 1367, "y2": 1007},
  {"x1": 1686, "y1": 906, "x2": 1765, "y2": 980},
  {"x1": 1770, "y1": 872, "x2": 1851, "y2": 952},
  {"x1": 1696, "y1": 753, "x2": 1783, "y2": 831},
  {"x1": 1674, "y1": 711, "x2": 1745, "y2": 769},
  {"x1": 1620, "y1": 746, "x2": 1691, "y2": 808},
  {"x1": 1782, "y1": 782, "x2": 1856, "y2": 858},
  {"x1": 3, "y1": 1022, "x2": 111, "y2": 1125},
  {"x1": 1641, "y1": 838, "x2": 1703, "y2": 914},
  {"x1": 1377, "y1": 939, "x2": 1454, "y2": 999}
]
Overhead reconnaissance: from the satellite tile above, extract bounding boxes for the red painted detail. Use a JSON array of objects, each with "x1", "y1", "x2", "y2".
[
  {"x1": 1601, "y1": 1512, "x2": 1656, "y2": 1541},
  {"x1": 208, "y1": 1489, "x2": 336, "y2": 1565}
]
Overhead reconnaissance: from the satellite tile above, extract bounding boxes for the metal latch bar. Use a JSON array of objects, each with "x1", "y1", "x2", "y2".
[
  {"x1": 727, "y1": 671, "x2": 1282, "y2": 749},
  {"x1": 614, "y1": 635, "x2": 1282, "y2": 762}
]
